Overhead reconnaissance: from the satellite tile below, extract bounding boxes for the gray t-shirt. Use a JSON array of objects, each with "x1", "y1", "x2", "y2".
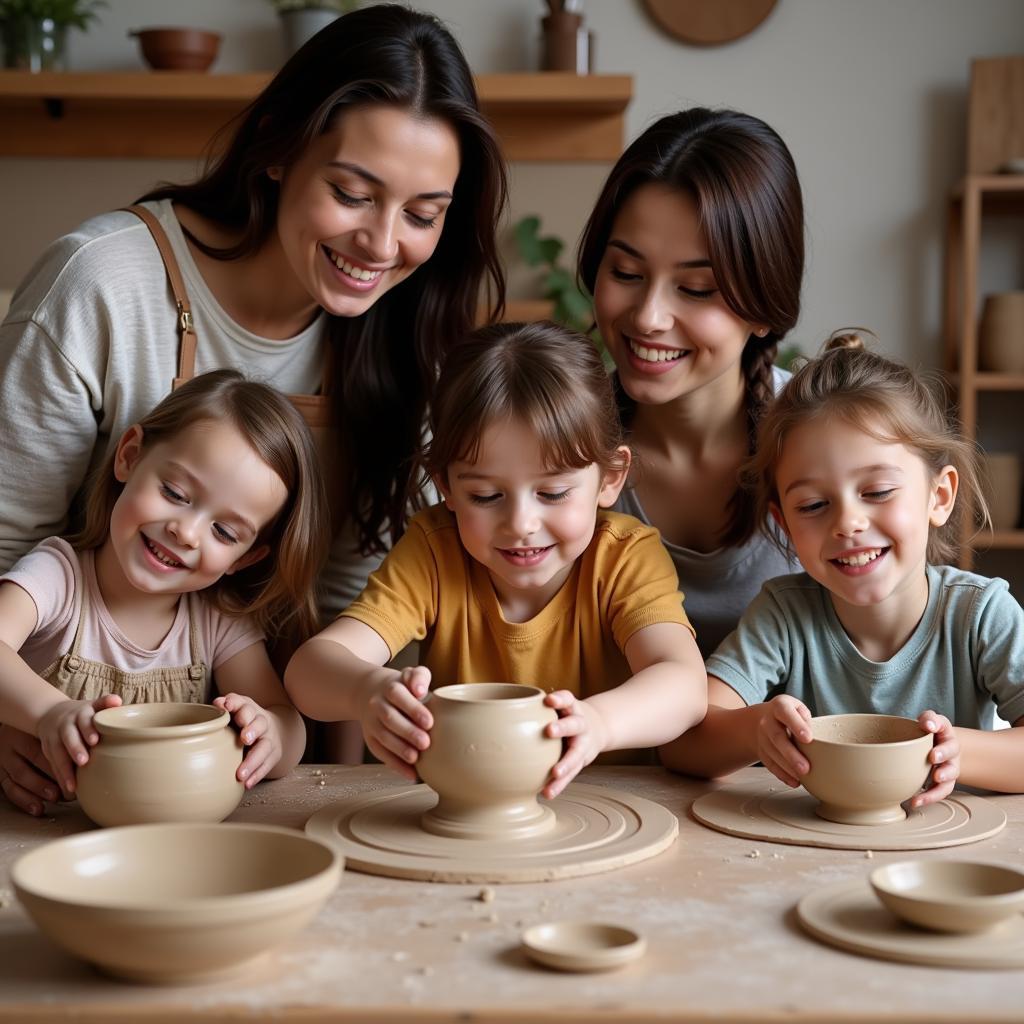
[
  {"x1": 706, "y1": 565, "x2": 1024, "y2": 730},
  {"x1": 613, "y1": 365, "x2": 797, "y2": 658},
  {"x1": 0, "y1": 200, "x2": 381, "y2": 617}
]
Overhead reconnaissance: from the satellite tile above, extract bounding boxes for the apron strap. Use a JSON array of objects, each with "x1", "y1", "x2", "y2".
[
  {"x1": 65, "y1": 556, "x2": 92, "y2": 668},
  {"x1": 122, "y1": 204, "x2": 197, "y2": 388},
  {"x1": 185, "y1": 594, "x2": 206, "y2": 682}
]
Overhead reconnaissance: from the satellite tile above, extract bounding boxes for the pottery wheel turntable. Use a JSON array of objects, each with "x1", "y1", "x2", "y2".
[
  {"x1": 797, "y1": 878, "x2": 1024, "y2": 969},
  {"x1": 305, "y1": 782, "x2": 677, "y2": 883},
  {"x1": 692, "y1": 777, "x2": 1006, "y2": 851}
]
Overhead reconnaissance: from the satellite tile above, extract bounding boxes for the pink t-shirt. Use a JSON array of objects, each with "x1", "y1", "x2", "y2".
[{"x1": 1, "y1": 538, "x2": 263, "y2": 700}]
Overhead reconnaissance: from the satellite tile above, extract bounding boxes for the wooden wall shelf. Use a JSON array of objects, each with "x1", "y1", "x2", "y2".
[
  {"x1": 943, "y1": 173, "x2": 1024, "y2": 567},
  {"x1": 0, "y1": 71, "x2": 632, "y2": 161}
]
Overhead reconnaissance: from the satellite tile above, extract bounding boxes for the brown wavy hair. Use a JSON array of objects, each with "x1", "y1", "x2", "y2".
[
  {"x1": 140, "y1": 4, "x2": 507, "y2": 555},
  {"x1": 423, "y1": 321, "x2": 628, "y2": 484},
  {"x1": 69, "y1": 370, "x2": 330, "y2": 642},
  {"x1": 577, "y1": 107, "x2": 804, "y2": 546},
  {"x1": 745, "y1": 331, "x2": 990, "y2": 564}
]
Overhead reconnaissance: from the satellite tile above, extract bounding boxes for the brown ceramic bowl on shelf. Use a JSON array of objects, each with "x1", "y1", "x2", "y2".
[{"x1": 129, "y1": 28, "x2": 222, "y2": 71}]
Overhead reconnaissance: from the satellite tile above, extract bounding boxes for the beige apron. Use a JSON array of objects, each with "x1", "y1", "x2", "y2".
[
  {"x1": 41, "y1": 577, "x2": 207, "y2": 704},
  {"x1": 123, "y1": 204, "x2": 337, "y2": 466}
]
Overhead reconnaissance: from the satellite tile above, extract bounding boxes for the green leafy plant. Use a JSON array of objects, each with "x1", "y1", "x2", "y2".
[
  {"x1": 0, "y1": 0, "x2": 105, "y2": 28},
  {"x1": 513, "y1": 215, "x2": 594, "y2": 334},
  {"x1": 775, "y1": 344, "x2": 802, "y2": 371}
]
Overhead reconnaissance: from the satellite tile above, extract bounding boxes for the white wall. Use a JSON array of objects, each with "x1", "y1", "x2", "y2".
[{"x1": 2, "y1": 0, "x2": 1023, "y2": 373}]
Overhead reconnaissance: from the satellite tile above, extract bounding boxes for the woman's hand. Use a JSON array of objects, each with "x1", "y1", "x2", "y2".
[
  {"x1": 541, "y1": 690, "x2": 608, "y2": 799},
  {"x1": 755, "y1": 694, "x2": 813, "y2": 788},
  {"x1": 36, "y1": 694, "x2": 123, "y2": 798},
  {"x1": 0, "y1": 725, "x2": 61, "y2": 816},
  {"x1": 360, "y1": 666, "x2": 433, "y2": 781},
  {"x1": 214, "y1": 693, "x2": 286, "y2": 788},
  {"x1": 912, "y1": 710, "x2": 960, "y2": 808}
]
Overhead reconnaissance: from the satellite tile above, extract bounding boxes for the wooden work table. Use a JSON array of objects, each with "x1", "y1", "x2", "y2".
[{"x1": 1, "y1": 764, "x2": 1023, "y2": 1022}]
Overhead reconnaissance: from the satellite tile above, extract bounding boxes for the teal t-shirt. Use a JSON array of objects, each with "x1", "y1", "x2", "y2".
[{"x1": 706, "y1": 564, "x2": 1024, "y2": 729}]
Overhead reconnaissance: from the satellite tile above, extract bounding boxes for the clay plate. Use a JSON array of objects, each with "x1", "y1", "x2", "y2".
[
  {"x1": 521, "y1": 921, "x2": 645, "y2": 972},
  {"x1": 691, "y1": 776, "x2": 1006, "y2": 851},
  {"x1": 305, "y1": 781, "x2": 678, "y2": 883},
  {"x1": 11, "y1": 823, "x2": 342, "y2": 984},
  {"x1": 797, "y1": 877, "x2": 1024, "y2": 969},
  {"x1": 870, "y1": 860, "x2": 1024, "y2": 933}
]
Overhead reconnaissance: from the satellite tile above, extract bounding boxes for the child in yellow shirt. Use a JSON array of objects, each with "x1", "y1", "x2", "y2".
[{"x1": 286, "y1": 321, "x2": 707, "y2": 796}]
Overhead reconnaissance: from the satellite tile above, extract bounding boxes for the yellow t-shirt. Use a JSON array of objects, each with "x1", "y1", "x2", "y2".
[{"x1": 340, "y1": 505, "x2": 693, "y2": 698}]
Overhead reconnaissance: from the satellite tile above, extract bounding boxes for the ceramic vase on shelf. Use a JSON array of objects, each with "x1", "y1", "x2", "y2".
[
  {"x1": 981, "y1": 452, "x2": 1022, "y2": 532},
  {"x1": 1, "y1": 16, "x2": 66, "y2": 71},
  {"x1": 540, "y1": 2, "x2": 593, "y2": 73},
  {"x1": 979, "y1": 291, "x2": 1024, "y2": 374},
  {"x1": 278, "y1": 8, "x2": 339, "y2": 55}
]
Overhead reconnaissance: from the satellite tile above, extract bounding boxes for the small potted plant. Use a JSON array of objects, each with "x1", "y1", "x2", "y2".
[
  {"x1": 0, "y1": 0, "x2": 105, "y2": 72},
  {"x1": 268, "y1": 0, "x2": 358, "y2": 56}
]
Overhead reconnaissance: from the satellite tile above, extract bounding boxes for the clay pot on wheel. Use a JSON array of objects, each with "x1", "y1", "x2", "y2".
[
  {"x1": 794, "y1": 714, "x2": 932, "y2": 825},
  {"x1": 77, "y1": 703, "x2": 244, "y2": 827},
  {"x1": 416, "y1": 683, "x2": 561, "y2": 840}
]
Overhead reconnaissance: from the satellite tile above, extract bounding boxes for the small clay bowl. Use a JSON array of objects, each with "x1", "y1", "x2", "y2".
[
  {"x1": 76, "y1": 703, "x2": 244, "y2": 827},
  {"x1": 870, "y1": 860, "x2": 1024, "y2": 933},
  {"x1": 11, "y1": 823, "x2": 343, "y2": 984},
  {"x1": 794, "y1": 713, "x2": 932, "y2": 826},
  {"x1": 129, "y1": 27, "x2": 221, "y2": 71},
  {"x1": 521, "y1": 921, "x2": 646, "y2": 972}
]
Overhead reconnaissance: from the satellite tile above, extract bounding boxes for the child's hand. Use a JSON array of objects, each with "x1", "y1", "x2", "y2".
[
  {"x1": 214, "y1": 693, "x2": 282, "y2": 788},
  {"x1": 541, "y1": 691, "x2": 608, "y2": 799},
  {"x1": 362, "y1": 666, "x2": 433, "y2": 782},
  {"x1": 912, "y1": 710, "x2": 960, "y2": 808},
  {"x1": 755, "y1": 695, "x2": 813, "y2": 788},
  {"x1": 36, "y1": 694, "x2": 123, "y2": 799}
]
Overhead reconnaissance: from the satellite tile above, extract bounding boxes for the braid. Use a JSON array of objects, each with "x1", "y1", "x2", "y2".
[
  {"x1": 743, "y1": 337, "x2": 778, "y2": 449},
  {"x1": 720, "y1": 336, "x2": 778, "y2": 548}
]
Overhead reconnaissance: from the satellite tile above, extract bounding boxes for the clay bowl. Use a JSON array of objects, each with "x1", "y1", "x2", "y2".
[
  {"x1": 521, "y1": 921, "x2": 646, "y2": 972},
  {"x1": 11, "y1": 823, "x2": 342, "y2": 984},
  {"x1": 76, "y1": 703, "x2": 244, "y2": 827},
  {"x1": 870, "y1": 860, "x2": 1024, "y2": 933},
  {"x1": 794, "y1": 714, "x2": 932, "y2": 825},
  {"x1": 416, "y1": 683, "x2": 561, "y2": 840},
  {"x1": 129, "y1": 28, "x2": 221, "y2": 71}
]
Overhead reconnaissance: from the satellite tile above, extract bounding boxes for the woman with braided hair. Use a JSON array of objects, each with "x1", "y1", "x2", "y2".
[{"x1": 578, "y1": 108, "x2": 804, "y2": 658}]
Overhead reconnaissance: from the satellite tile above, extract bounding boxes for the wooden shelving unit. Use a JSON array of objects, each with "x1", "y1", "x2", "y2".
[
  {"x1": 944, "y1": 173, "x2": 1024, "y2": 568},
  {"x1": 0, "y1": 70, "x2": 632, "y2": 161}
]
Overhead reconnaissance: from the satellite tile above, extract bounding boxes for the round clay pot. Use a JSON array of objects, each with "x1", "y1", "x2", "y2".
[
  {"x1": 794, "y1": 714, "x2": 932, "y2": 826},
  {"x1": 77, "y1": 703, "x2": 244, "y2": 827},
  {"x1": 416, "y1": 684, "x2": 561, "y2": 840},
  {"x1": 981, "y1": 452, "x2": 1022, "y2": 530},
  {"x1": 979, "y1": 291, "x2": 1024, "y2": 373}
]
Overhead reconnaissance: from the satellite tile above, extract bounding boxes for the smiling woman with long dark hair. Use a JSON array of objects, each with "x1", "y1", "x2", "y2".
[{"x1": 0, "y1": 4, "x2": 507, "y2": 814}]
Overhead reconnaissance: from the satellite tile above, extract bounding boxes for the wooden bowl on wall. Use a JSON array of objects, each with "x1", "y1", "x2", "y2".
[{"x1": 129, "y1": 27, "x2": 222, "y2": 71}]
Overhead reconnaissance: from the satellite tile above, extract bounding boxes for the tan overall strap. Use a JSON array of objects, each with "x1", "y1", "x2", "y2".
[{"x1": 122, "y1": 204, "x2": 197, "y2": 388}]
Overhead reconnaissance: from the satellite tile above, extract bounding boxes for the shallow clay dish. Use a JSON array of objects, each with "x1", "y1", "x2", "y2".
[
  {"x1": 129, "y1": 27, "x2": 221, "y2": 71},
  {"x1": 870, "y1": 860, "x2": 1024, "y2": 933},
  {"x1": 77, "y1": 702, "x2": 244, "y2": 827},
  {"x1": 795, "y1": 714, "x2": 932, "y2": 825},
  {"x1": 11, "y1": 823, "x2": 342, "y2": 984},
  {"x1": 521, "y1": 921, "x2": 645, "y2": 972}
]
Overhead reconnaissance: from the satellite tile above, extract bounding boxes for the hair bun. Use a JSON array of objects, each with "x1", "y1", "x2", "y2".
[{"x1": 823, "y1": 328, "x2": 875, "y2": 353}]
